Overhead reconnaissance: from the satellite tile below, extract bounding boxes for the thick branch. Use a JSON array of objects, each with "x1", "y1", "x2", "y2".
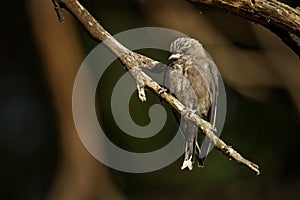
[
  {"x1": 188, "y1": 0, "x2": 300, "y2": 57},
  {"x1": 52, "y1": 0, "x2": 260, "y2": 175}
]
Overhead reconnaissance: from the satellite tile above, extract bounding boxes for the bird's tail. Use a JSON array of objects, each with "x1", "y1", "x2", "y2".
[
  {"x1": 196, "y1": 138, "x2": 213, "y2": 167},
  {"x1": 181, "y1": 137, "x2": 196, "y2": 170}
]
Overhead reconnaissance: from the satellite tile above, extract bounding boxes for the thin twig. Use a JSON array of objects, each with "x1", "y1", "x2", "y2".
[
  {"x1": 188, "y1": 0, "x2": 300, "y2": 57},
  {"x1": 52, "y1": 0, "x2": 64, "y2": 22},
  {"x1": 52, "y1": 0, "x2": 260, "y2": 175}
]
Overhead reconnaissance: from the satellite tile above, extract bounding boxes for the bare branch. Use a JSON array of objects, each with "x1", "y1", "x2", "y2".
[
  {"x1": 188, "y1": 0, "x2": 300, "y2": 57},
  {"x1": 52, "y1": 0, "x2": 260, "y2": 175}
]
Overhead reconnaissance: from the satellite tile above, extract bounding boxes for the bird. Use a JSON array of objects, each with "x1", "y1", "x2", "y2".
[{"x1": 164, "y1": 37, "x2": 220, "y2": 170}]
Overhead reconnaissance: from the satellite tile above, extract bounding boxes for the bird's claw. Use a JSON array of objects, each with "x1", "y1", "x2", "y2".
[{"x1": 158, "y1": 87, "x2": 167, "y2": 95}]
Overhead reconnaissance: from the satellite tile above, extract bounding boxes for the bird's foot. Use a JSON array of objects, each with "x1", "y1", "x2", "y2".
[
  {"x1": 158, "y1": 87, "x2": 168, "y2": 95},
  {"x1": 191, "y1": 109, "x2": 198, "y2": 114}
]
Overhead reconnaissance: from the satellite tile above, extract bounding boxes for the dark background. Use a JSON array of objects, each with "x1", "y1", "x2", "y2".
[{"x1": 1, "y1": 0, "x2": 300, "y2": 199}]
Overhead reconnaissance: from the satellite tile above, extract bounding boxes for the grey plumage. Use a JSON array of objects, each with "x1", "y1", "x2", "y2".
[{"x1": 164, "y1": 37, "x2": 219, "y2": 170}]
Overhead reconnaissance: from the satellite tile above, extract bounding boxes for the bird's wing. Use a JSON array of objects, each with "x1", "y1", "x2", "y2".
[{"x1": 197, "y1": 51, "x2": 220, "y2": 165}]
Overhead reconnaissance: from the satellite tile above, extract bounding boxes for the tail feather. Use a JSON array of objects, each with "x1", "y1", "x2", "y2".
[
  {"x1": 181, "y1": 138, "x2": 196, "y2": 170},
  {"x1": 195, "y1": 141, "x2": 204, "y2": 167},
  {"x1": 197, "y1": 138, "x2": 213, "y2": 166}
]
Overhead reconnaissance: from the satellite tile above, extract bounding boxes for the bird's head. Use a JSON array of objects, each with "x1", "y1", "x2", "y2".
[{"x1": 169, "y1": 37, "x2": 204, "y2": 63}]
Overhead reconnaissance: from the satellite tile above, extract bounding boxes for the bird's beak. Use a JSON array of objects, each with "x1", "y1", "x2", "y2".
[{"x1": 169, "y1": 53, "x2": 182, "y2": 60}]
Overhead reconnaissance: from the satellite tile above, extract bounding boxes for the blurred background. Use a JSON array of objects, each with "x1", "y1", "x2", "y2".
[{"x1": 1, "y1": 0, "x2": 300, "y2": 199}]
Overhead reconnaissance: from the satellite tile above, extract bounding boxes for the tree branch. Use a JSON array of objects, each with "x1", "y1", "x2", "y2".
[
  {"x1": 52, "y1": 0, "x2": 260, "y2": 175},
  {"x1": 188, "y1": 0, "x2": 300, "y2": 57}
]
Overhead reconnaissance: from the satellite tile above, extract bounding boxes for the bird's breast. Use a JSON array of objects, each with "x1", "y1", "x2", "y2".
[{"x1": 165, "y1": 62, "x2": 212, "y2": 116}]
